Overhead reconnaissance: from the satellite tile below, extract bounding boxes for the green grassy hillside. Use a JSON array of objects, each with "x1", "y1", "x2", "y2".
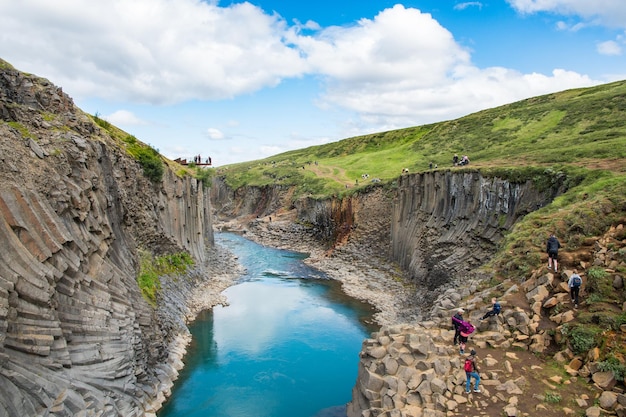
[{"x1": 217, "y1": 80, "x2": 626, "y2": 198}]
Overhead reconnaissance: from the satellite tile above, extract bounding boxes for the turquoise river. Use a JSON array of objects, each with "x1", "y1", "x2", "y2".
[{"x1": 158, "y1": 232, "x2": 377, "y2": 417}]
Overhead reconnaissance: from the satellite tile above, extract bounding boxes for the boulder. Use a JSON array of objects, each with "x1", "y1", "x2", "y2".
[
  {"x1": 592, "y1": 371, "x2": 616, "y2": 390},
  {"x1": 599, "y1": 391, "x2": 618, "y2": 410}
]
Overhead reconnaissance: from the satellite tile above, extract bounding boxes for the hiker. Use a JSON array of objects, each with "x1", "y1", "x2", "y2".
[
  {"x1": 451, "y1": 308, "x2": 464, "y2": 345},
  {"x1": 453, "y1": 154, "x2": 459, "y2": 165},
  {"x1": 546, "y1": 233, "x2": 561, "y2": 271},
  {"x1": 464, "y1": 349, "x2": 481, "y2": 393},
  {"x1": 452, "y1": 314, "x2": 474, "y2": 354},
  {"x1": 481, "y1": 297, "x2": 501, "y2": 320},
  {"x1": 568, "y1": 269, "x2": 583, "y2": 308}
]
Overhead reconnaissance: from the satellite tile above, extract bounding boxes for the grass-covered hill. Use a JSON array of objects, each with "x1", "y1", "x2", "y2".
[{"x1": 217, "y1": 80, "x2": 626, "y2": 198}]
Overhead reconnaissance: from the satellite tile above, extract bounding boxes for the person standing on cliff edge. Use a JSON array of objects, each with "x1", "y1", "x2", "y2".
[{"x1": 546, "y1": 233, "x2": 561, "y2": 272}]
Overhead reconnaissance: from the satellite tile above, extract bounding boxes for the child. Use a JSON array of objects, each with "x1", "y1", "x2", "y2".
[{"x1": 481, "y1": 298, "x2": 501, "y2": 320}]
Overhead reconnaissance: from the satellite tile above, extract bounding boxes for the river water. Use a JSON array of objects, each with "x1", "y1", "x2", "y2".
[{"x1": 158, "y1": 232, "x2": 376, "y2": 417}]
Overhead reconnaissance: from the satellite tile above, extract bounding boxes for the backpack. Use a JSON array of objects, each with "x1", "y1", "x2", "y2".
[
  {"x1": 460, "y1": 321, "x2": 475, "y2": 336},
  {"x1": 464, "y1": 358, "x2": 473, "y2": 372},
  {"x1": 572, "y1": 275, "x2": 582, "y2": 288}
]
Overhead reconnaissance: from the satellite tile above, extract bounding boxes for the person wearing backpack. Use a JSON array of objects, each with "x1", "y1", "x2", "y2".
[
  {"x1": 568, "y1": 269, "x2": 583, "y2": 308},
  {"x1": 464, "y1": 349, "x2": 481, "y2": 393},
  {"x1": 451, "y1": 308, "x2": 464, "y2": 346},
  {"x1": 452, "y1": 317, "x2": 475, "y2": 354}
]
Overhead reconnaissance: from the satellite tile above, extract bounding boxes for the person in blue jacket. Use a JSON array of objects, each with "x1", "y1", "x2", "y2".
[{"x1": 481, "y1": 298, "x2": 501, "y2": 320}]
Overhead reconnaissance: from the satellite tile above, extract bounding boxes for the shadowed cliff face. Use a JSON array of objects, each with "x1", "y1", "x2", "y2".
[
  {"x1": 0, "y1": 63, "x2": 212, "y2": 415},
  {"x1": 392, "y1": 171, "x2": 557, "y2": 290}
]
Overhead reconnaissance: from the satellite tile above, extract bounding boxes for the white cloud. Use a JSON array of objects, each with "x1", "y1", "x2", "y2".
[
  {"x1": 507, "y1": 0, "x2": 626, "y2": 28},
  {"x1": 597, "y1": 40, "x2": 623, "y2": 55},
  {"x1": 454, "y1": 2, "x2": 484, "y2": 11},
  {"x1": 0, "y1": 0, "x2": 307, "y2": 104},
  {"x1": 206, "y1": 128, "x2": 225, "y2": 140},
  {"x1": 297, "y1": 6, "x2": 470, "y2": 86},
  {"x1": 294, "y1": 5, "x2": 595, "y2": 127},
  {"x1": 0, "y1": 1, "x2": 612, "y2": 143},
  {"x1": 105, "y1": 110, "x2": 146, "y2": 126}
]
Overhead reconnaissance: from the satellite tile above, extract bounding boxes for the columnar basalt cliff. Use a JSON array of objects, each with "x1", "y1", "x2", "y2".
[
  {"x1": 212, "y1": 171, "x2": 563, "y2": 300},
  {"x1": 391, "y1": 171, "x2": 560, "y2": 291},
  {"x1": 0, "y1": 62, "x2": 216, "y2": 416}
]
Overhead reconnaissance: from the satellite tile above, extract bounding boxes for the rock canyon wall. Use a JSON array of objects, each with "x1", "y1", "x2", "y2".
[
  {"x1": 212, "y1": 170, "x2": 563, "y2": 301},
  {"x1": 0, "y1": 58, "x2": 573, "y2": 417},
  {"x1": 391, "y1": 171, "x2": 559, "y2": 291},
  {"x1": 0, "y1": 62, "x2": 215, "y2": 416}
]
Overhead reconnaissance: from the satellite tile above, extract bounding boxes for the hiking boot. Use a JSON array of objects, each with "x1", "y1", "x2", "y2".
[
  {"x1": 465, "y1": 390, "x2": 470, "y2": 394},
  {"x1": 473, "y1": 389, "x2": 481, "y2": 393},
  {"x1": 575, "y1": 304, "x2": 578, "y2": 309}
]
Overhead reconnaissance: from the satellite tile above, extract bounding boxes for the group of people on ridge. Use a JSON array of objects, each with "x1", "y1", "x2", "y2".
[{"x1": 452, "y1": 154, "x2": 470, "y2": 166}]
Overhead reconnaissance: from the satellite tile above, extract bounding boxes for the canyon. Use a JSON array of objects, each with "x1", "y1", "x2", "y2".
[{"x1": 1, "y1": 60, "x2": 624, "y2": 417}]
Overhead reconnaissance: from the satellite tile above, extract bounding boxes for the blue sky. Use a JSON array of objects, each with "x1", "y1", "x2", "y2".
[{"x1": 1, "y1": 1, "x2": 625, "y2": 166}]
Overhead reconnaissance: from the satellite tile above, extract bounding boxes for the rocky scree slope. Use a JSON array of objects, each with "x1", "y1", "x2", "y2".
[
  {"x1": 347, "y1": 224, "x2": 626, "y2": 417},
  {"x1": 0, "y1": 62, "x2": 220, "y2": 416}
]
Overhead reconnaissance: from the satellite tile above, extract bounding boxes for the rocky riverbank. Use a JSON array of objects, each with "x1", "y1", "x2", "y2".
[
  {"x1": 149, "y1": 244, "x2": 243, "y2": 415},
  {"x1": 214, "y1": 211, "x2": 423, "y2": 327},
  {"x1": 213, "y1": 213, "x2": 626, "y2": 416}
]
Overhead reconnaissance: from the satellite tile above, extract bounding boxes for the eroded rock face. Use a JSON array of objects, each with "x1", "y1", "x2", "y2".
[
  {"x1": 391, "y1": 171, "x2": 555, "y2": 290},
  {"x1": 0, "y1": 61, "x2": 213, "y2": 415}
]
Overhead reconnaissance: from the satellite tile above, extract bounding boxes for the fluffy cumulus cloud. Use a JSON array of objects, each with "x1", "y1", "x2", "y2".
[
  {"x1": 0, "y1": 0, "x2": 611, "y2": 136},
  {"x1": 0, "y1": 0, "x2": 307, "y2": 104},
  {"x1": 292, "y1": 5, "x2": 595, "y2": 127}
]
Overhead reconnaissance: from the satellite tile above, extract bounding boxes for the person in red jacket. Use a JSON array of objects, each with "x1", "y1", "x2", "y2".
[{"x1": 464, "y1": 349, "x2": 481, "y2": 393}]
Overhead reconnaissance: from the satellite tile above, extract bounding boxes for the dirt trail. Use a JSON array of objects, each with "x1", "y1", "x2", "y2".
[{"x1": 306, "y1": 163, "x2": 354, "y2": 186}]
